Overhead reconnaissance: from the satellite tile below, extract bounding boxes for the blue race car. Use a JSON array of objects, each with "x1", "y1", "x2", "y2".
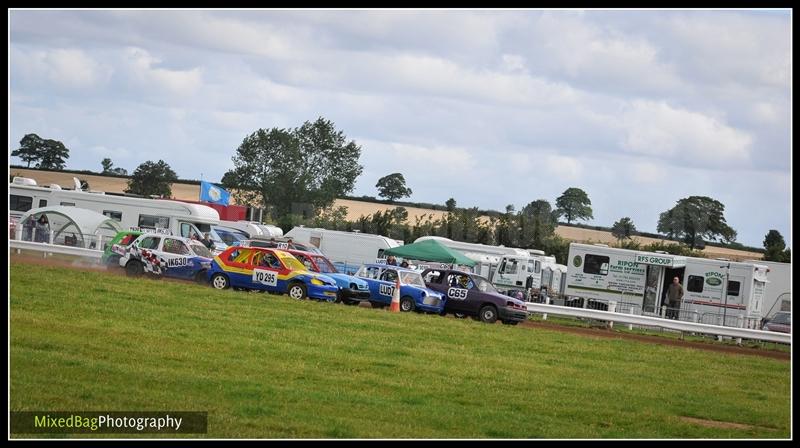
[
  {"x1": 208, "y1": 246, "x2": 339, "y2": 301},
  {"x1": 285, "y1": 249, "x2": 372, "y2": 305},
  {"x1": 354, "y1": 263, "x2": 446, "y2": 313}
]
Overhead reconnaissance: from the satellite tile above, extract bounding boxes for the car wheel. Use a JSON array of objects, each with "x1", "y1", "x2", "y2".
[
  {"x1": 400, "y1": 296, "x2": 415, "y2": 312},
  {"x1": 211, "y1": 273, "x2": 230, "y2": 290},
  {"x1": 454, "y1": 312, "x2": 468, "y2": 319},
  {"x1": 125, "y1": 260, "x2": 144, "y2": 277},
  {"x1": 479, "y1": 305, "x2": 498, "y2": 324},
  {"x1": 288, "y1": 283, "x2": 307, "y2": 300},
  {"x1": 194, "y1": 270, "x2": 208, "y2": 284}
]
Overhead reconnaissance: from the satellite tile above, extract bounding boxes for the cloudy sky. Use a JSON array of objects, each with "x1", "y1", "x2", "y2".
[{"x1": 9, "y1": 9, "x2": 792, "y2": 247}]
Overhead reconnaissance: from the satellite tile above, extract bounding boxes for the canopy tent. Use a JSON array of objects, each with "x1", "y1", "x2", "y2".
[
  {"x1": 383, "y1": 239, "x2": 476, "y2": 267},
  {"x1": 18, "y1": 206, "x2": 123, "y2": 248}
]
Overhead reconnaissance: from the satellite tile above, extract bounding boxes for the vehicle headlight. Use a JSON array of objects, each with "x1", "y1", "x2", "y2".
[{"x1": 311, "y1": 278, "x2": 325, "y2": 286}]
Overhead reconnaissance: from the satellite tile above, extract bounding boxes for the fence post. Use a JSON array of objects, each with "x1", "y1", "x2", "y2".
[
  {"x1": 97, "y1": 235, "x2": 104, "y2": 251},
  {"x1": 736, "y1": 314, "x2": 744, "y2": 345},
  {"x1": 660, "y1": 305, "x2": 666, "y2": 318},
  {"x1": 48, "y1": 230, "x2": 54, "y2": 245},
  {"x1": 543, "y1": 295, "x2": 550, "y2": 321},
  {"x1": 608, "y1": 301, "x2": 617, "y2": 329},
  {"x1": 628, "y1": 307, "x2": 634, "y2": 331}
]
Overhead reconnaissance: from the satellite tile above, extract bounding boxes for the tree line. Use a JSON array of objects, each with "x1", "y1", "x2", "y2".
[{"x1": 11, "y1": 121, "x2": 791, "y2": 263}]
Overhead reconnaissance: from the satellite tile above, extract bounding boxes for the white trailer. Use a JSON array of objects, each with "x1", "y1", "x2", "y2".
[
  {"x1": 285, "y1": 227, "x2": 403, "y2": 270},
  {"x1": 565, "y1": 243, "x2": 769, "y2": 327},
  {"x1": 744, "y1": 260, "x2": 791, "y2": 320},
  {"x1": 10, "y1": 177, "x2": 219, "y2": 239},
  {"x1": 217, "y1": 220, "x2": 283, "y2": 239},
  {"x1": 414, "y1": 236, "x2": 552, "y2": 298}
]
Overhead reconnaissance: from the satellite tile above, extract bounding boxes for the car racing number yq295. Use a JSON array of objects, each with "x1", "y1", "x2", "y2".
[
  {"x1": 447, "y1": 288, "x2": 469, "y2": 300},
  {"x1": 252, "y1": 269, "x2": 278, "y2": 286}
]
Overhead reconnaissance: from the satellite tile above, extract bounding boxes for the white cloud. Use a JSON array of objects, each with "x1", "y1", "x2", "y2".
[
  {"x1": 12, "y1": 47, "x2": 112, "y2": 89},
  {"x1": 123, "y1": 47, "x2": 203, "y2": 96},
  {"x1": 630, "y1": 161, "x2": 666, "y2": 184},
  {"x1": 619, "y1": 100, "x2": 752, "y2": 164},
  {"x1": 544, "y1": 154, "x2": 582, "y2": 180}
]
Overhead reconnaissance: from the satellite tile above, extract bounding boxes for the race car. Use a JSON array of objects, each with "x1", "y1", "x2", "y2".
[
  {"x1": 119, "y1": 233, "x2": 214, "y2": 282},
  {"x1": 421, "y1": 268, "x2": 529, "y2": 324},
  {"x1": 284, "y1": 249, "x2": 372, "y2": 305},
  {"x1": 208, "y1": 246, "x2": 339, "y2": 301},
  {"x1": 354, "y1": 263, "x2": 446, "y2": 313},
  {"x1": 101, "y1": 230, "x2": 142, "y2": 266}
]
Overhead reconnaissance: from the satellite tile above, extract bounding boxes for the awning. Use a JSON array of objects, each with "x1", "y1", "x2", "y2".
[{"x1": 384, "y1": 239, "x2": 476, "y2": 266}]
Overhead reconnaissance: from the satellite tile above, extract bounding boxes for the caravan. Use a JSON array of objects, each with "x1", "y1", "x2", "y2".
[
  {"x1": 284, "y1": 227, "x2": 403, "y2": 273},
  {"x1": 10, "y1": 177, "x2": 219, "y2": 240},
  {"x1": 564, "y1": 243, "x2": 769, "y2": 328}
]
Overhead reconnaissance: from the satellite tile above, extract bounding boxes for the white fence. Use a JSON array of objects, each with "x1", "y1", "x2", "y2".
[
  {"x1": 10, "y1": 240, "x2": 103, "y2": 260},
  {"x1": 526, "y1": 302, "x2": 791, "y2": 344}
]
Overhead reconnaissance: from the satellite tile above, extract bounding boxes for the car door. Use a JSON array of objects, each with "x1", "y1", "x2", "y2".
[
  {"x1": 250, "y1": 249, "x2": 284, "y2": 293},
  {"x1": 444, "y1": 273, "x2": 471, "y2": 314},
  {"x1": 160, "y1": 237, "x2": 194, "y2": 279}
]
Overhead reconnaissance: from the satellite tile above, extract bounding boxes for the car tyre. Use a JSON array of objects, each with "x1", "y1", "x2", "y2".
[
  {"x1": 288, "y1": 283, "x2": 308, "y2": 300},
  {"x1": 454, "y1": 312, "x2": 468, "y2": 319},
  {"x1": 400, "y1": 296, "x2": 415, "y2": 312},
  {"x1": 125, "y1": 260, "x2": 144, "y2": 277},
  {"x1": 211, "y1": 273, "x2": 230, "y2": 290},
  {"x1": 479, "y1": 305, "x2": 498, "y2": 324}
]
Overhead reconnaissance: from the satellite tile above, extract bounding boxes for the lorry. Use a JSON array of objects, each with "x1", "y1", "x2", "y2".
[
  {"x1": 564, "y1": 243, "x2": 769, "y2": 327},
  {"x1": 413, "y1": 236, "x2": 564, "y2": 300},
  {"x1": 284, "y1": 227, "x2": 404, "y2": 274},
  {"x1": 10, "y1": 176, "x2": 219, "y2": 241}
]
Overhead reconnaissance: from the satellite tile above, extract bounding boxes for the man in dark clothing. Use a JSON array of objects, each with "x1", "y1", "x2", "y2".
[{"x1": 665, "y1": 276, "x2": 684, "y2": 319}]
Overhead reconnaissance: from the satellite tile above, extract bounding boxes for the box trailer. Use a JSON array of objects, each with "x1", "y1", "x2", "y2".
[{"x1": 565, "y1": 243, "x2": 768, "y2": 327}]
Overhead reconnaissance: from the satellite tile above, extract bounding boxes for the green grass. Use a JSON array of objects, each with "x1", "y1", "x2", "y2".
[{"x1": 10, "y1": 262, "x2": 791, "y2": 438}]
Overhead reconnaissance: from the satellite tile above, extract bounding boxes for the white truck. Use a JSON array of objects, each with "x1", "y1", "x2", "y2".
[
  {"x1": 564, "y1": 243, "x2": 769, "y2": 327},
  {"x1": 413, "y1": 236, "x2": 561, "y2": 299},
  {"x1": 10, "y1": 176, "x2": 220, "y2": 240},
  {"x1": 284, "y1": 227, "x2": 404, "y2": 274}
]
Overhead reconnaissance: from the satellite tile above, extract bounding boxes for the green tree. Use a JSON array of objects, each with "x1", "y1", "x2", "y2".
[
  {"x1": 125, "y1": 160, "x2": 178, "y2": 197},
  {"x1": 519, "y1": 199, "x2": 558, "y2": 248},
  {"x1": 376, "y1": 173, "x2": 413, "y2": 201},
  {"x1": 11, "y1": 134, "x2": 70, "y2": 169},
  {"x1": 222, "y1": 117, "x2": 363, "y2": 222},
  {"x1": 657, "y1": 196, "x2": 737, "y2": 250},
  {"x1": 611, "y1": 217, "x2": 637, "y2": 242},
  {"x1": 763, "y1": 230, "x2": 788, "y2": 262},
  {"x1": 11, "y1": 134, "x2": 45, "y2": 168},
  {"x1": 555, "y1": 187, "x2": 593, "y2": 224},
  {"x1": 100, "y1": 158, "x2": 128, "y2": 175},
  {"x1": 101, "y1": 158, "x2": 114, "y2": 173}
]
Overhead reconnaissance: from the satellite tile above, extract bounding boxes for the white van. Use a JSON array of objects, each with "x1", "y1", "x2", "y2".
[
  {"x1": 10, "y1": 176, "x2": 219, "y2": 239},
  {"x1": 284, "y1": 227, "x2": 403, "y2": 271},
  {"x1": 564, "y1": 243, "x2": 768, "y2": 327},
  {"x1": 217, "y1": 220, "x2": 284, "y2": 239}
]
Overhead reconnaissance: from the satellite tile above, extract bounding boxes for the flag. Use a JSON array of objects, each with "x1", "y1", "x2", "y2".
[{"x1": 200, "y1": 181, "x2": 230, "y2": 205}]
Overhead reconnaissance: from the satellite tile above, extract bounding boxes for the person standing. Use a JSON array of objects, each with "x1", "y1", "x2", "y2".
[{"x1": 665, "y1": 276, "x2": 684, "y2": 320}]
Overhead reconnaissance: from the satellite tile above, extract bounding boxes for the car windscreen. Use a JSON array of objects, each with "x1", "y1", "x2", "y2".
[
  {"x1": 189, "y1": 241, "x2": 213, "y2": 258},
  {"x1": 214, "y1": 226, "x2": 250, "y2": 246},
  {"x1": 280, "y1": 255, "x2": 307, "y2": 271},
  {"x1": 313, "y1": 256, "x2": 338, "y2": 273},
  {"x1": 476, "y1": 277, "x2": 497, "y2": 293},
  {"x1": 400, "y1": 271, "x2": 425, "y2": 287},
  {"x1": 772, "y1": 313, "x2": 791, "y2": 325}
]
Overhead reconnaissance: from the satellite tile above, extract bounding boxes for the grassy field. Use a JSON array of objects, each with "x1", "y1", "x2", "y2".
[{"x1": 10, "y1": 262, "x2": 791, "y2": 438}]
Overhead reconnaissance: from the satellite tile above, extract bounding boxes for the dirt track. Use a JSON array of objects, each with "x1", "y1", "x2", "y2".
[{"x1": 10, "y1": 254, "x2": 788, "y2": 361}]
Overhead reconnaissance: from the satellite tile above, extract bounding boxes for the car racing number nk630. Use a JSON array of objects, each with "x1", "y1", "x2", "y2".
[
  {"x1": 253, "y1": 269, "x2": 278, "y2": 286},
  {"x1": 447, "y1": 287, "x2": 469, "y2": 300}
]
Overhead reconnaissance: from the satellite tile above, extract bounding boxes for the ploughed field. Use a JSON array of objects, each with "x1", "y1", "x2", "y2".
[{"x1": 10, "y1": 261, "x2": 790, "y2": 438}]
